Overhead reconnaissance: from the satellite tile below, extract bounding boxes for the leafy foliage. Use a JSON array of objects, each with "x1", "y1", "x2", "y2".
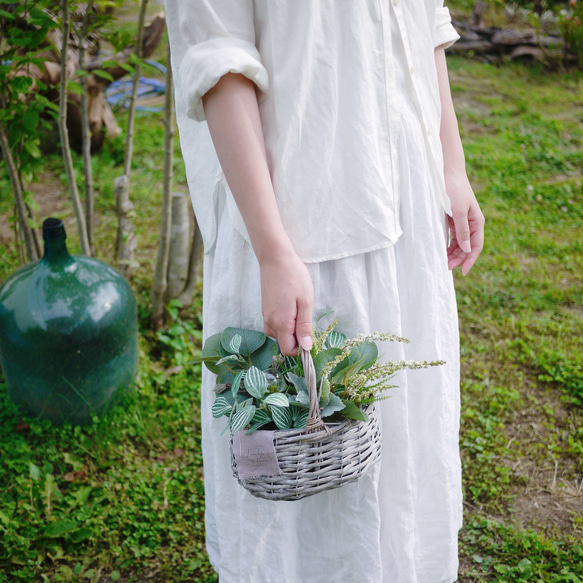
[{"x1": 196, "y1": 325, "x2": 442, "y2": 434}]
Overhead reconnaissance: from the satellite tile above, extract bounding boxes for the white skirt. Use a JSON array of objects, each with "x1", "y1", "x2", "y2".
[{"x1": 199, "y1": 112, "x2": 462, "y2": 583}]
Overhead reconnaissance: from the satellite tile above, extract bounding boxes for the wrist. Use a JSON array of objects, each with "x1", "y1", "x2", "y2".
[{"x1": 253, "y1": 232, "x2": 298, "y2": 266}]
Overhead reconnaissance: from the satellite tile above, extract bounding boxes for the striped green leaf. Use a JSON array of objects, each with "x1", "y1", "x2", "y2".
[
  {"x1": 212, "y1": 397, "x2": 233, "y2": 418},
  {"x1": 263, "y1": 393, "x2": 289, "y2": 408},
  {"x1": 326, "y1": 331, "x2": 346, "y2": 348},
  {"x1": 244, "y1": 366, "x2": 268, "y2": 399},
  {"x1": 231, "y1": 369, "x2": 245, "y2": 398},
  {"x1": 230, "y1": 405, "x2": 257, "y2": 434},
  {"x1": 271, "y1": 405, "x2": 292, "y2": 430}
]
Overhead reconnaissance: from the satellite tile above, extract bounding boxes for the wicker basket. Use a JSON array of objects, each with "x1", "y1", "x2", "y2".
[{"x1": 230, "y1": 348, "x2": 382, "y2": 501}]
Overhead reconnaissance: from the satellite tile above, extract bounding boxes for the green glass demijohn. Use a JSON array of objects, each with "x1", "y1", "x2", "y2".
[{"x1": 0, "y1": 218, "x2": 138, "y2": 425}]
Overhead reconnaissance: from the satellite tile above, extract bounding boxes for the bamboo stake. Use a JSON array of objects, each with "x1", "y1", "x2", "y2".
[
  {"x1": 58, "y1": 0, "x2": 91, "y2": 256},
  {"x1": 78, "y1": 0, "x2": 95, "y2": 255},
  {"x1": 0, "y1": 121, "x2": 39, "y2": 263},
  {"x1": 152, "y1": 40, "x2": 174, "y2": 329}
]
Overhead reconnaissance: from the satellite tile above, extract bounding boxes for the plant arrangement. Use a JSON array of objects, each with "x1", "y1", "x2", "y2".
[{"x1": 194, "y1": 322, "x2": 444, "y2": 435}]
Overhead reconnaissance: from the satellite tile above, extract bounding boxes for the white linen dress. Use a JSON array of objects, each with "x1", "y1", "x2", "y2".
[{"x1": 166, "y1": 1, "x2": 463, "y2": 581}]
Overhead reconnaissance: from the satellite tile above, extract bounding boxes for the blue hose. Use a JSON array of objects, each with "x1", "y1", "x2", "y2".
[{"x1": 105, "y1": 60, "x2": 167, "y2": 112}]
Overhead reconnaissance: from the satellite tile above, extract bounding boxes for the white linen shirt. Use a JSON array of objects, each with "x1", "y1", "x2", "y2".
[{"x1": 165, "y1": 0, "x2": 460, "y2": 263}]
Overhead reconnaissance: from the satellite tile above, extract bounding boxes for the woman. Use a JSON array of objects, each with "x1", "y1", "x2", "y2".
[{"x1": 165, "y1": 1, "x2": 484, "y2": 581}]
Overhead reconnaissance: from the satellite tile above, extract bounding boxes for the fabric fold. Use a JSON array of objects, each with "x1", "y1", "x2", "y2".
[{"x1": 180, "y1": 37, "x2": 269, "y2": 122}]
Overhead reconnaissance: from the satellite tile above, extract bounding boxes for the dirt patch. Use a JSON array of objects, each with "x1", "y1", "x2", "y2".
[
  {"x1": 501, "y1": 378, "x2": 583, "y2": 536},
  {"x1": 0, "y1": 172, "x2": 107, "y2": 251}
]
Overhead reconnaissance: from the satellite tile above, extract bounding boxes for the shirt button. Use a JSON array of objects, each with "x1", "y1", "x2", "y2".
[
  {"x1": 410, "y1": 65, "x2": 415, "y2": 74},
  {"x1": 393, "y1": 0, "x2": 399, "y2": 5},
  {"x1": 426, "y1": 129, "x2": 431, "y2": 137}
]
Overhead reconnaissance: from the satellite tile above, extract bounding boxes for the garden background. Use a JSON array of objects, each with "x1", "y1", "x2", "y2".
[{"x1": 0, "y1": 0, "x2": 582, "y2": 581}]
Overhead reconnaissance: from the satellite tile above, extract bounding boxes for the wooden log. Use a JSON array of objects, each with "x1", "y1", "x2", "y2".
[{"x1": 165, "y1": 192, "x2": 191, "y2": 301}]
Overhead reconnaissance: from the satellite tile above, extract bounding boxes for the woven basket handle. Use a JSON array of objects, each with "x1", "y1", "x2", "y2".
[{"x1": 300, "y1": 348, "x2": 326, "y2": 434}]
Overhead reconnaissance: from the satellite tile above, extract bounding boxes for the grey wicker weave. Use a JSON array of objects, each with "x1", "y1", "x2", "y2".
[{"x1": 230, "y1": 348, "x2": 383, "y2": 501}]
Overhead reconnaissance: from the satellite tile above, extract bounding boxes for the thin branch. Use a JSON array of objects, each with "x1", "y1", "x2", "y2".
[
  {"x1": 122, "y1": 0, "x2": 149, "y2": 179},
  {"x1": 152, "y1": 40, "x2": 174, "y2": 329},
  {"x1": 58, "y1": 0, "x2": 91, "y2": 256},
  {"x1": 78, "y1": 0, "x2": 95, "y2": 254},
  {"x1": 0, "y1": 121, "x2": 39, "y2": 263}
]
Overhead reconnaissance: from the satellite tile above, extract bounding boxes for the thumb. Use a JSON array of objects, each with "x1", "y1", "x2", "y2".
[{"x1": 295, "y1": 300, "x2": 313, "y2": 351}]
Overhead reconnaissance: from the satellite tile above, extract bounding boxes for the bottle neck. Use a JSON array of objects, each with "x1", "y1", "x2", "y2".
[
  {"x1": 43, "y1": 237, "x2": 71, "y2": 264},
  {"x1": 41, "y1": 218, "x2": 72, "y2": 265}
]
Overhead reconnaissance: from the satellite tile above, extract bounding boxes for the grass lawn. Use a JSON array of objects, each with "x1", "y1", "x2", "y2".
[{"x1": 0, "y1": 50, "x2": 582, "y2": 583}]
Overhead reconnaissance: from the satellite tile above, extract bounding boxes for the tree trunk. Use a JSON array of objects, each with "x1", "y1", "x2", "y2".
[
  {"x1": 152, "y1": 40, "x2": 174, "y2": 329},
  {"x1": 114, "y1": 175, "x2": 139, "y2": 277},
  {"x1": 178, "y1": 218, "x2": 203, "y2": 308},
  {"x1": 58, "y1": 0, "x2": 91, "y2": 256}
]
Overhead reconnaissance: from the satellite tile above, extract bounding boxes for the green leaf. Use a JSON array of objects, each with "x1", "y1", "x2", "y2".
[
  {"x1": 22, "y1": 110, "x2": 39, "y2": 132},
  {"x1": 10, "y1": 75, "x2": 33, "y2": 93},
  {"x1": 69, "y1": 527, "x2": 93, "y2": 543},
  {"x1": 326, "y1": 331, "x2": 346, "y2": 348},
  {"x1": 93, "y1": 69, "x2": 114, "y2": 82},
  {"x1": 319, "y1": 376, "x2": 331, "y2": 407},
  {"x1": 228, "y1": 333, "x2": 242, "y2": 354},
  {"x1": 321, "y1": 392, "x2": 345, "y2": 417},
  {"x1": 119, "y1": 62, "x2": 135, "y2": 74},
  {"x1": 263, "y1": 393, "x2": 289, "y2": 408},
  {"x1": 63, "y1": 452, "x2": 84, "y2": 471},
  {"x1": 45, "y1": 520, "x2": 77, "y2": 538},
  {"x1": 248, "y1": 337, "x2": 278, "y2": 370},
  {"x1": 270, "y1": 405, "x2": 292, "y2": 430},
  {"x1": 339, "y1": 399, "x2": 369, "y2": 422},
  {"x1": 29, "y1": 462, "x2": 41, "y2": 481},
  {"x1": 221, "y1": 327, "x2": 266, "y2": 357},
  {"x1": 330, "y1": 354, "x2": 369, "y2": 386},
  {"x1": 313, "y1": 347, "x2": 342, "y2": 380},
  {"x1": 200, "y1": 333, "x2": 225, "y2": 373},
  {"x1": 230, "y1": 405, "x2": 257, "y2": 433},
  {"x1": 251, "y1": 409, "x2": 272, "y2": 424},
  {"x1": 294, "y1": 390, "x2": 310, "y2": 406},
  {"x1": 286, "y1": 372, "x2": 308, "y2": 395},
  {"x1": 67, "y1": 80, "x2": 84, "y2": 95},
  {"x1": 231, "y1": 369, "x2": 245, "y2": 398},
  {"x1": 350, "y1": 342, "x2": 378, "y2": 370},
  {"x1": 216, "y1": 354, "x2": 242, "y2": 366},
  {"x1": 211, "y1": 396, "x2": 232, "y2": 418},
  {"x1": 290, "y1": 403, "x2": 309, "y2": 428},
  {"x1": 244, "y1": 367, "x2": 268, "y2": 399}
]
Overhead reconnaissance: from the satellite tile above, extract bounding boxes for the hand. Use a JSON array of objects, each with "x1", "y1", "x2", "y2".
[
  {"x1": 259, "y1": 248, "x2": 314, "y2": 356},
  {"x1": 446, "y1": 172, "x2": 485, "y2": 275}
]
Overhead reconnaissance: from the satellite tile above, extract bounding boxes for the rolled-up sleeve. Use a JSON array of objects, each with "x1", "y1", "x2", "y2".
[
  {"x1": 165, "y1": 0, "x2": 268, "y2": 122},
  {"x1": 433, "y1": 2, "x2": 460, "y2": 49}
]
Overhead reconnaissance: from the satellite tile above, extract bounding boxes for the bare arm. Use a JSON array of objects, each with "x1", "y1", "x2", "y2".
[
  {"x1": 202, "y1": 73, "x2": 313, "y2": 354},
  {"x1": 435, "y1": 47, "x2": 485, "y2": 275}
]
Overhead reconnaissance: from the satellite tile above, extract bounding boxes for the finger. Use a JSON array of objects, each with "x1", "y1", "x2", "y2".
[
  {"x1": 461, "y1": 208, "x2": 485, "y2": 275},
  {"x1": 264, "y1": 323, "x2": 276, "y2": 339},
  {"x1": 295, "y1": 297, "x2": 313, "y2": 351},
  {"x1": 278, "y1": 327, "x2": 298, "y2": 356},
  {"x1": 452, "y1": 209, "x2": 472, "y2": 254}
]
